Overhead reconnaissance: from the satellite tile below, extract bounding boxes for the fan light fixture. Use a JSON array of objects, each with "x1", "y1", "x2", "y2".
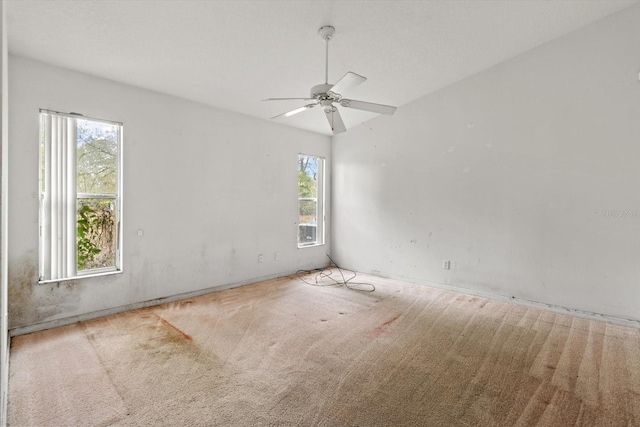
[{"x1": 263, "y1": 25, "x2": 397, "y2": 134}]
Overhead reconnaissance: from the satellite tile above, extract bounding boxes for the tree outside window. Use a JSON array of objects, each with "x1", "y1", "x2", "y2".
[
  {"x1": 39, "y1": 111, "x2": 122, "y2": 281},
  {"x1": 298, "y1": 154, "x2": 324, "y2": 247}
]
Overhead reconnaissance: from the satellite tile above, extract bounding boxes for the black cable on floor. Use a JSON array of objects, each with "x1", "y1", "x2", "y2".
[{"x1": 295, "y1": 254, "x2": 375, "y2": 292}]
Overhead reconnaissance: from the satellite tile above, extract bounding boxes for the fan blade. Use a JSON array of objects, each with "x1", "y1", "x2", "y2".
[
  {"x1": 329, "y1": 72, "x2": 367, "y2": 96},
  {"x1": 263, "y1": 97, "x2": 315, "y2": 101},
  {"x1": 271, "y1": 103, "x2": 316, "y2": 119},
  {"x1": 340, "y1": 99, "x2": 397, "y2": 115},
  {"x1": 324, "y1": 107, "x2": 346, "y2": 134}
]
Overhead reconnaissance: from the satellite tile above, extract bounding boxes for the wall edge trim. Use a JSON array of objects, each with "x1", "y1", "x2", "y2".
[
  {"x1": 8, "y1": 268, "x2": 315, "y2": 337},
  {"x1": 381, "y1": 272, "x2": 640, "y2": 329}
]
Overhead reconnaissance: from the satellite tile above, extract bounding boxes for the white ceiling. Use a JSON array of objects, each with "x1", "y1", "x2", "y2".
[{"x1": 7, "y1": 0, "x2": 638, "y2": 135}]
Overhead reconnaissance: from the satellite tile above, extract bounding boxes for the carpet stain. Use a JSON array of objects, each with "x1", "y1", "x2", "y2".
[
  {"x1": 130, "y1": 312, "x2": 202, "y2": 365},
  {"x1": 9, "y1": 275, "x2": 640, "y2": 426},
  {"x1": 382, "y1": 314, "x2": 401, "y2": 327},
  {"x1": 369, "y1": 314, "x2": 401, "y2": 338},
  {"x1": 158, "y1": 317, "x2": 193, "y2": 342}
]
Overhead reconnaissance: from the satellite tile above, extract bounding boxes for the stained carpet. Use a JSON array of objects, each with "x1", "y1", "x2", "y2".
[{"x1": 8, "y1": 273, "x2": 640, "y2": 426}]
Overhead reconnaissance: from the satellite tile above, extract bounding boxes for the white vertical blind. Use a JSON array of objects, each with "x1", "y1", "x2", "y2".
[{"x1": 41, "y1": 113, "x2": 77, "y2": 280}]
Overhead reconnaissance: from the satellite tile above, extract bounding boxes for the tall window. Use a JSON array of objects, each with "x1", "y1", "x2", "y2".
[
  {"x1": 39, "y1": 110, "x2": 122, "y2": 282},
  {"x1": 298, "y1": 154, "x2": 324, "y2": 247}
]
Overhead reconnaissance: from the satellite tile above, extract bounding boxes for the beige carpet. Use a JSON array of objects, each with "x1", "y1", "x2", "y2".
[{"x1": 8, "y1": 273, "x2": 640, "y2": 426}]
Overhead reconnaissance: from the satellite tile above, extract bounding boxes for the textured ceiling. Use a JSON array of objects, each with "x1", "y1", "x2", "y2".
[{"x1": 7, "y1": 0, "x2": 638, "y2": 135}]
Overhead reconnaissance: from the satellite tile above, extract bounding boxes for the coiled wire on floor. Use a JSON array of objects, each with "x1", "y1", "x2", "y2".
[{"x1": 296, "y1": 253, "x2": 375, "y2": 292}]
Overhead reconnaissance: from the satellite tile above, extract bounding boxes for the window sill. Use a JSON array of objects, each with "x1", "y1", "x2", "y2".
[
  {"x1": 298, "y1": 243, "x2": 325, "y2": 249},
  {"x1": 38, "y1": 268, "x2": 122, "y2": 285}
]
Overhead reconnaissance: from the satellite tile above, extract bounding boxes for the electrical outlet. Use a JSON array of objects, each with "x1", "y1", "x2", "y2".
[
  {"x1": 274, "y1": 252, "x2": 280, "y2": 261},
  {"x1": 443, "y1": 260, "x2": 451, "y2": 270},
  {"x1": 258, "y1": 254, "x2": 264, "y2": 263}
]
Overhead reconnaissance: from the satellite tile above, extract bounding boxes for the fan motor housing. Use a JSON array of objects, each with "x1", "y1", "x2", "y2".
[{"x1": 311, "y1": 83, "x2": 334, "y2": 99}]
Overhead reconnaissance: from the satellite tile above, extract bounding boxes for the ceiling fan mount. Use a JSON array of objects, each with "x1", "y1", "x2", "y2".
[
  {"x1": 263, "y1": 25, "x2": 397, "y2": 134},
  {"x1": 318, "y1": 25, "x2": 335, "y2": 42}
]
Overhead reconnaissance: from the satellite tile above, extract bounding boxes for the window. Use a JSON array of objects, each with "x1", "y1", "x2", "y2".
[
  {"x1": 298, "y1": 154, "x2": 324, "y2": 247},
  {"x1": 39, "y1": 110, "x2": 122, "y2": 282}
]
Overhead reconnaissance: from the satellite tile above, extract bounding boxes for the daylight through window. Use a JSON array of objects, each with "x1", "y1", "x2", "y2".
[
  {"x1": 39, "y1": 111, "x2": 122, "y2": 281},
  {"x1": 298, "y1": 154, "x2": 324, "y2": 247}
]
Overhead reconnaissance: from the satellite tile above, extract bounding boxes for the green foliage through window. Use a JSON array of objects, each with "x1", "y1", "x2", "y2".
[
  {"x1": 77, "y1": 199, "x2": 116, "y2": 271},
  {"x1": 77, "y1": 204, "x2": 101, "y2": 270},
  {"x1": 75, "y1": 119, "x2": 119, "y2": 272},
  {"x1": 298, "y1": 154, "x2": 323, "y2": 246},
  {"x1": 39, "y1": 111, "x2": 122, "y2": 281}
]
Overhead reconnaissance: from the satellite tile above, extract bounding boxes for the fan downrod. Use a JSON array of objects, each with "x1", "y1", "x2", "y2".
[{"x1": 318, "y1": 25, "x2": 335, "y2": 84}]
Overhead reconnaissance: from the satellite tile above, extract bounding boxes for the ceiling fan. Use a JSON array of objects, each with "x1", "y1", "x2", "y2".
[{"x1": 263, "y1": 25, "x2": 397, "y2": 134}]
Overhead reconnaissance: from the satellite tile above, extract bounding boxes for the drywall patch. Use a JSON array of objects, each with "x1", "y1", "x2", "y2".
[{"x1": 8, "y1": 252, "x2": 84, "y2": 328}]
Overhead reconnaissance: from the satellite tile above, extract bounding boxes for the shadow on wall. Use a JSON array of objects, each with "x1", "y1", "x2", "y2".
[{"x1": 8, "y1": 251, "x2": 83, "y2": 328}]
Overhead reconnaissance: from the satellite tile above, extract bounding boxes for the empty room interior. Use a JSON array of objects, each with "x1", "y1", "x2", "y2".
[{"x1": 1, "y1": 0, "x2": 640, "y2": 425}]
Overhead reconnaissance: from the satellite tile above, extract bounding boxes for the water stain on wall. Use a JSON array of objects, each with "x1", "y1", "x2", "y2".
[
  {"x1": 8, "y1": 252, "x2": 84, "y2": 328},
  {"x1": 8, "y1": 252, "x2": 38, "y2": 327}
]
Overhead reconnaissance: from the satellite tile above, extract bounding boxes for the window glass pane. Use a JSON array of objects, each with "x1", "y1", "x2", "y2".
[
  {"x1": 40, "y1": 111, "x2": 122, "y2": 281},
  {"x1": 77, "y1": 119, "x2": 119, "y2": 194},
  {"x1": 298, "y1": 155, "x2": 320, "y2": 246},
  {"x1": 77, "y1": 198, "x2": 117, "y2": 271}
]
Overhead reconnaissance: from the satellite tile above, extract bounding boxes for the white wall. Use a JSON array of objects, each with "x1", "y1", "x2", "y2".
[
  {"x1": 8, "y1": 56, "x2": 331, "y2": 330},
  {"x1": 332, "y1": 5, "x2": 640, "y2": 322},
  {"x1": 1, "y1": 1, "x2": 9, "y2": 423}
]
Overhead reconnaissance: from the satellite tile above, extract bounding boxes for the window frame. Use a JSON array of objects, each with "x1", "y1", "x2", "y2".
[
  {"x1": 38, "y1": 109, "x2": 123, "y2": 283},
  {"x1": 297, "y1": 153, "x2": 325, "y2": 248}
]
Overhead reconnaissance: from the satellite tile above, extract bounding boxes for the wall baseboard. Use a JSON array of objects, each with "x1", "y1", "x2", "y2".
[
  {"x1": 388, "y1": 272, "x2": 640, "y2": 330},
  {"x1": 9, "y1": 269, "x2": 309, "y2": 337},
  {"x1": 11, "y1": 267, "x2": 639, "y2": 337}
]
